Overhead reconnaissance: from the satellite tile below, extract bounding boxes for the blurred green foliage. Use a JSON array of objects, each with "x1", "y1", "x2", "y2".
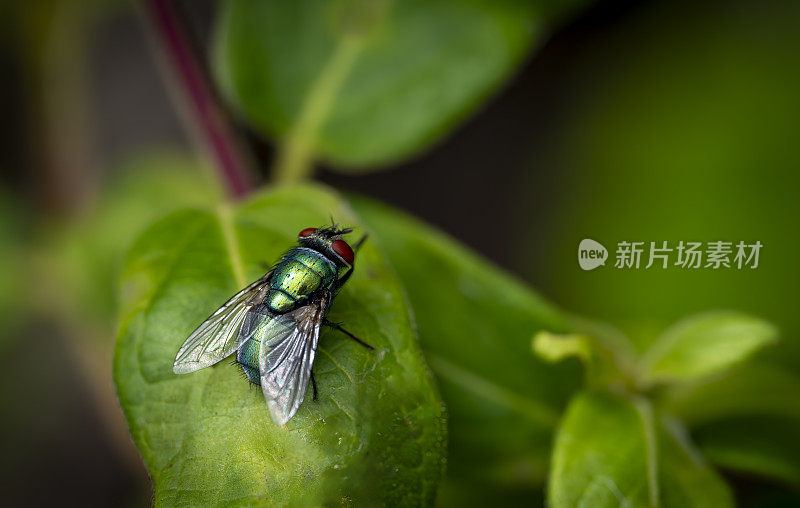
[
  {"x1": 0, "y1": 191, "x2": 28, "y2": 350},
  {"x1": 520, "y1": 0, "x2": 800, "y2": 359},
  {"x1": 44, "y1": 151, "x2": 221, "y2": 337},
  {"x1": 514, "y1": 1, "x2": 800, "y2": 502},
  {"x1": 660, "y1": 361, "x2": 800, "y2": 492},
  {"x1": 214, "y1": 0, "x2": 588, "y2": 177},
  {"x1": 535, "y1": 306, "x2": 785, "y2": 506},
  {"x1": 638, "y1": 311, "x2": 778, "y2": 385},
  {"x1": 550, "y1": 392, "x2": 733, "y2": 507},
  {"x1": 351, "y1": 196, "x2": 582, "y2": 497},
  {"x1": 693, "y1": 416, "x2": 800, "y2": 489},
  {"x1": 2, "y1": 0, "x2": 798, "y2": 505}
]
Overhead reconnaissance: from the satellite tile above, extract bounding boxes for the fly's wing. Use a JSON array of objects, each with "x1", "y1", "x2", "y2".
[
  {"x1": 258, "y1": 298, "x2": 326, "y2": 425},
  {"x1": 173, "y1": 272, "x2": 272, "y2": 374}
]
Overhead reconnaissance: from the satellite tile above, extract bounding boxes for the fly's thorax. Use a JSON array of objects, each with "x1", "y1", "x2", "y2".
[
  {"x1": 265, "y1": 291, "x2": 296, "y2": 314},
  {"x1": 266, "y1": 247, "x2": 337, "y2": 313}
]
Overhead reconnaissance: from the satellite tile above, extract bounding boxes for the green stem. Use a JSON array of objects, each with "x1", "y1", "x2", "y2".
[
  {"x1": 632, "y1": 395, "x2": 659, "y2": 508},
  {"x1": 272, "y1": 36, "x2": 364, "y2": 185}
]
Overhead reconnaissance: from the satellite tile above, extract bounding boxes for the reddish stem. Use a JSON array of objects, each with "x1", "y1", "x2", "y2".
[{"x1": 141, "y1": 0, "x2": 254, "y2": 198}]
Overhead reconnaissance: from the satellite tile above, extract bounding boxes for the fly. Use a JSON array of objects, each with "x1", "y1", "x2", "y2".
[{"x1": 172, "y1": 223, "x2": 373, "y2": 425}]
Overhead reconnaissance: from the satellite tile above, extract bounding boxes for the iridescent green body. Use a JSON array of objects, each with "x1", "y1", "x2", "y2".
[
  {"x1": 172, "y1": 223, "x2": 364, "y2": 424},
  {"x1": 236, "y1": 246, "x2": 339, "y2": 383}
]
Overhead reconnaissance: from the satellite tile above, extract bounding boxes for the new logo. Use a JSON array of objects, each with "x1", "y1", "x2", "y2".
[{"x1": 578, "y1": 239, "x2": 608, "y2": 271}]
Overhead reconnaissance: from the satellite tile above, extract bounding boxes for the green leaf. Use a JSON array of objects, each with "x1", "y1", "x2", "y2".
[
  {"x1": 533, "y1": 331, "x2": 593, "y2": 364},
  {"x1": 113, "y1": 184, "x2": 445, "y2": 506},
  {"x1": 349, "y1": 195, "x2": 582, "y2": 490},
  {"x1": 532, "y1": 318, "x2": 639, "y2": 389},
  {"x1": 549, "y1": 392, "x2": 657, "y2": 507},
  {"x1": 640, "y1": 311, "x2": 778, "y2": 385},
  {"x1": 660, "y1": 362, "x2": 800, "y2": 426},
  {"x1": 657, "y1": 416, "x2": 734, "y2": 508},
  {"x1": 693, "y1": 416, "x2": 800, "y2": 489},
  {"x1": 658, "y1": 362, "x2": 800, "y2": 489},
  {"x1": 214, "y1": 0, "x2": 589, "y2": 175},
  {"x1": 549, "y1": 391, "x2": 733, "y2": 508}
]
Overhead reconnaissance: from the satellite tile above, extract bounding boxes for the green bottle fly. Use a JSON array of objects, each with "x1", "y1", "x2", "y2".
[{"x1": 172, "y1": 224, "x2": 373, "y2": 425}]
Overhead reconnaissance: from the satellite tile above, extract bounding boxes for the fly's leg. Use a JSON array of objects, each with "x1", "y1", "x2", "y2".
[
  {"x1": 310, "y1": 371, "x2": 318, "y2": 401},
  {"x1": 327, "y1": 234, "x2": 373, "y2": 349},
  {"x1": 337, "y1": 265, "x2": 354, "y2": 288},
  {"x1": 353, "y1": 234, "x2": 368, "y2": 252},
  {"x1": 324, "y1": 319, "x2": 375, "y2": 350}
]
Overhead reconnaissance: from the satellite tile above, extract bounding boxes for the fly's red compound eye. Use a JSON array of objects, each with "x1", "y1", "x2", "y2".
[
  {"x1": 332, "y1": 240, "x2": 354, "y2": 264},
  {"x1": 298, "y1": 227, "x2": 317, "y2": 238}
]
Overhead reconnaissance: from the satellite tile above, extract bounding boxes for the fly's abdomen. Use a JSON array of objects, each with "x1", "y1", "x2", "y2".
[
  {"x1": 236, "y1": 306, "x2": 271, "y2": 384},
  {"x1": 237, "y1": 336, "x2": 261, "y2": 384},
  {"x1": 266, "y1": 248, "x2": 336, "y2": 313}
]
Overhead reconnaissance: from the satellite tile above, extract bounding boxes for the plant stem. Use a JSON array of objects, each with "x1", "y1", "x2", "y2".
[
  {"x1": 272, "y1": 36, "x2": 364, "y2": 185},
  {"x1": 141, "y1": 0, "x2": 255, "y2": 199}
]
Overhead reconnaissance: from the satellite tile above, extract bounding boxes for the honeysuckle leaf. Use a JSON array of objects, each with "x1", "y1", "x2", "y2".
[
  {"x1": 549, "y1": 391, "x2": 733, "y2": 508},
  {"x1": 349, "y1": 195, "x2": 582, "y2": 494},
  {"x1": 659, "y1": 362, "x2": 800, "y2": 489},
  {"x1": 113, "y1": 184, "x2": 445, "y2": 506},
  {"x1": 549, "y1": 391, "x2": 657, "y2": 507},
  {"x1": 213, "y1": 0, "x2": 590, "y2": 171},
  {"x1": 532, "y1": 319, "x2": 638, "y2": 389},
  {"x1": 639, "y1": 311, "x2": 778, "y2": 386},
  {"x1": 533, "y1": 331, "x2": 593, "y2": 365},
  {"x1": 657, "y1": 415, "x2": 734, "y2": 508}
]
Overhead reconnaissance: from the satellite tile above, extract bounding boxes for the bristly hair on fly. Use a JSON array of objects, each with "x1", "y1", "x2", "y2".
[
  {"x1": 319, "y1": 217, "x2": 353, "y2": 238},
  {"x1": 298, "y1": 220, "x2": 354, "y2": 251},
  {"x1": 295, "y1": 219, "x2": 358, "y2": 269}
]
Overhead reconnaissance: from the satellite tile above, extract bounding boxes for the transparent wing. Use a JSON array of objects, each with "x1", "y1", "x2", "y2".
[
  {"x1": 259, "y1": 299, "x2": 326, "y2": 425},
  {"x1": 173, "y1": 272, "x2": 272, "y2": 374}
]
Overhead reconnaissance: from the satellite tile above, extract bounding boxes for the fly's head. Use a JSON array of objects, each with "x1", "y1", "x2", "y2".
[{"x1": 297, "y1": 223, "x2": 355, "y2": 267}]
